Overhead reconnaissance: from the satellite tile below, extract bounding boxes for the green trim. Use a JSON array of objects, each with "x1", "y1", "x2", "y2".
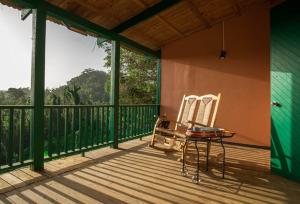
[
  {"x1": 111, "y1": 0, "x2": 181, "y2": 33},
  {"x1": 110, "y1": 41, "x2": 120, "y2": 149},
  {"x1": 21, "y1": 8, "x2": 32, "y2": 20},
  {"x1": 30, "y1": 3, "x2": 46, "y2": 171}
]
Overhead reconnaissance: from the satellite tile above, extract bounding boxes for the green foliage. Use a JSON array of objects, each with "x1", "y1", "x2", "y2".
[
  {"x1": 0, "y1": 88, "x2": 30, "y2": 105},
  {"x1": 45, "y1": 68, "x2": 109, "y2": 105},
  {"x1": 101, "y1": 42, "x2": 157, "y2": 104}
]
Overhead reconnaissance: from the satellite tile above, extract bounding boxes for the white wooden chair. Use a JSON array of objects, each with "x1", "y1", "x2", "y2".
[{"x1": 150, "y1": 93, "x2": 221, "y2": 151}]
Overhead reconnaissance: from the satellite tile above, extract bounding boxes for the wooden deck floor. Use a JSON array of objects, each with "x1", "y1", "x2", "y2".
[{"x1": 0, "y1": 136, "x2": 299, "y2": 204}]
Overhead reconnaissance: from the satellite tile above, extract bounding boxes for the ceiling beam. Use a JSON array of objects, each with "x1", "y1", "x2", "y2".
[
  {"x1": 9, "y1": 0, "x2": 160, "y2": 57},
  {"x1": 232, "y1": 0, "x2": 242, "y2": 16},
  {"x1": 111, "y1": 0, "x2": 181, "y2": 33},
  {"x1": 133, "y1": 0, "x2": 184, "y2": 38},
  {"x1": 185, "y1": 0, "x2": 212, "y2": 28}
]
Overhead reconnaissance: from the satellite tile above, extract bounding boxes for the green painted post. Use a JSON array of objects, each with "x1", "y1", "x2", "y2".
[
  {"x1": 156, "y1": 58, "x2": 161, "y2": 116},
  {"x1": 110, "y1": 41, "x2": 120, "y2": 149},
  {"x1": 30, "y1": 3, "x2": 46, "y2": 171}
]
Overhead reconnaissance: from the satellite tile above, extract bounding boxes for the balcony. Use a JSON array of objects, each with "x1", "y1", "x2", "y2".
[{"x1": 1, "y1": 0, "x2": 300, "y2": 203}]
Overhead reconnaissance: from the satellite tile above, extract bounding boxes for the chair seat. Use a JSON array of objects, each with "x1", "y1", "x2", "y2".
[{"x1": 155, "y1": 127, "x2": 186, "y2": 138}]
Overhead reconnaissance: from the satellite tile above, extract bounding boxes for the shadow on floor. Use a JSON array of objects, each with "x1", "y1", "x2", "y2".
[{"x1": 1, "y1": 138, "x2": 300, "y2": 204}]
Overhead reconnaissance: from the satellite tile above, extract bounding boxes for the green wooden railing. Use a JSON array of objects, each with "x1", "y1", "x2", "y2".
[
  {"x1": 119, "y1": 105, "x2": 158, "y2": 141},
  {"x1": 0, "y1": 104, "x2": 158, "y2": 172},
  {"x1": 0, "y1": 106, "x2": 34, "y2": 172},
  {"x1": 44, "y1": 105, "x2": 114, "y2": 160}
]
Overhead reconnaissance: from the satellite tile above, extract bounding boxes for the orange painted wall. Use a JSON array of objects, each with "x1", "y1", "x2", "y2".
[{"x1": 161, "y1": 3, "x2": 270, "y2": 147}]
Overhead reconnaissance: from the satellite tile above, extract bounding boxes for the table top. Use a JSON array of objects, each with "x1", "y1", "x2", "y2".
[{"x1": 185, "y1": 129, "x2": 235, "y2": 140}]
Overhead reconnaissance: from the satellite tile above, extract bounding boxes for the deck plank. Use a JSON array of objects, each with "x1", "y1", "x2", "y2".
[{"x1": 0, "y1": 136, "x2": 299, "y2": 203}]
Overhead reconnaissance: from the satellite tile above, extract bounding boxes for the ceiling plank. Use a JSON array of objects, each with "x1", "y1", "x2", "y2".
[
  {"x1": 71, "y1": 0, "x2": 120, "y2": 25},
  {"x1": 158, "y1": 17, "x2": 185, "y2": 37},
  {"x1": 111, "y1": 0, "x2": 181, "y2": 33},
  {"x1": 185, "y1": 0, "x2": 212, "y2": 28}
]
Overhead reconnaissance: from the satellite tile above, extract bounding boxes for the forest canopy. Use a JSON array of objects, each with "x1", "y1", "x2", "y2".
[{"x1": 0, "y1": 45, "x2": 157, "y2": 105}]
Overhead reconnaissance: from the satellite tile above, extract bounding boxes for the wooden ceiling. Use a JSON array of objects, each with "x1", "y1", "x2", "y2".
[
  {"x1": 1, "y1": 0, "x2": 282, "y2": 52},
  {"x1": 46, "y1": 0, "x2": 272, "y2": 51}
]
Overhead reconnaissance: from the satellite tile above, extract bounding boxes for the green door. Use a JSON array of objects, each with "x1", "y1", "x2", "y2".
[{"x1": 271, "y1": 1, "x2": 300, "y2": 182}]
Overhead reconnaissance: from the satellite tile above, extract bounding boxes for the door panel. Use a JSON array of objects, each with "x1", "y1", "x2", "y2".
[{"x1": 271, "y1": 1, "x2": 300, "y2": 182}]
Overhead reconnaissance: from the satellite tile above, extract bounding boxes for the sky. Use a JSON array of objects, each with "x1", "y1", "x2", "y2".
[{"x1": 0, "y1": 4, "x2": 107, "y2": 90}]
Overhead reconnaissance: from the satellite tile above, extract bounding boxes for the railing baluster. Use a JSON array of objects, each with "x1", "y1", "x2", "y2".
[
  {"x1": 137, "y1": 106, "x2": 141, "y2": 139},
  {"x1": 145, "y1": 106, "x2": 148, "y2": 134},
  {"x1": 96, "y1": 107, "x2": 99, "y2": 145},
  {"x1": 123, "y1": 106, "x2": 127, "y2": 139},
  {"x1": 118, "y1": 106, "x2": 121, "y2": 140},
  {"x1": 91, "y1": 107, "x2": 94, "y2": 146},
  {"x1": 64, "y1": 108, "x2": 68, "y2": 153},
  {"x1": 125, "y1": 106, "x2": 128, "y2": 139},
  {"x1": 56, "y1": 108, "x2": 61, "y2": 155},
  {"x1": 146, "y1": 106, "x2": 150, "y2": 133},
  {"x1": 8, "y1": 108, "x2": 14, "y2": 166},
  {"x1": 122, "y1": 106, "x2": 125, "y2": 140},
  {"x1": 101, "y1": 107, "x2": 104, "y2": 144},
  {"x1": 106, "y1": 107, "x2": 109, "y2": 143},
  {"x1": 72, "y1": 107, "x2": 75, "y2": 152},
  {"x1": 48, "y1": 108, "x2": 53, "y2": 158},
  {"x1": 129, "y1": 106, "x2": 133, "y2": 137},
  {"x1": 19, "y1": 109, "x2": 25, "y2": 163},
  {"x1": 133, "y1": 106, "x2": 136, "y2": 137},
  {"x1": 79, "y1": 107, "x2": 82, "y2": 150},
  {"x1": 84, "y1": 107, "x2": 88, "y2": 149},
  {"x1": 148, "y1": 106, "x2": 151, "y2": 132}
]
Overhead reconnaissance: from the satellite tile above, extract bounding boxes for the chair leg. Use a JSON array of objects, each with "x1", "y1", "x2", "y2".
[{"x1": 150, "y1": 118, "x2": 161, "y2": 147}]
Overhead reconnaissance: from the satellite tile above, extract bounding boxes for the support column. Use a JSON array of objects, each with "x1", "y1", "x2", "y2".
[
  {"x1": 156, "y1": 58, "x2": 161, "y2": 115},
  {"x1": 110, "y1": 41, "x2": 120, "y2": 148},
  {"x1": 30, "y1": 3, "x2": 46, "y2": 171}
]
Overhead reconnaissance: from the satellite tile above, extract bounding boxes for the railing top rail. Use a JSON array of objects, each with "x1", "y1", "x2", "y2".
[
  {"x1": 0, "y1": 104, "x2": 159, "y2": 108},
  {"x1": 44, "y1": 105, "x2": 113, "y2": 108},
  {"x1": 119, "y1": 104, "x2": 159, "y2": 107},
  {"x1": 0, "y1": 105, "x2": 33, "y2": 109}
]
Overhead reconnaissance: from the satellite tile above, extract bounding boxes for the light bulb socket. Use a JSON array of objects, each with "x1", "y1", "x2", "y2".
[{"x1": 219, "y1": 50, "x2": 227, "y2": 60}]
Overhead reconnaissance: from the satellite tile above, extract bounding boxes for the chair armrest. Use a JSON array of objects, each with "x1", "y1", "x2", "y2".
[
  {"x1": 158, "y1": 117, "x2": 182, "y2": 126},
  {"x1": 155, "y1": 127, "x2": 186, "y2": 138},
  {"x1": 188, "y1": 120, "x2": 208, "y2": 127}
]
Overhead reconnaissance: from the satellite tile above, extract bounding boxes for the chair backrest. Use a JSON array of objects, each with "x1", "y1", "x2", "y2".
[{"x1": 175, "y1": 93, "x2": 221, "y2": 129}]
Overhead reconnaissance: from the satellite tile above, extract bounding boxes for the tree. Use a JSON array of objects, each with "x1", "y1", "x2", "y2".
[
  {"x1": 100, "y1": 42, "x2": 157, "y2": 104},
  {"x1": 65, "y1": 85, "x2": 81, "y2": 105}
]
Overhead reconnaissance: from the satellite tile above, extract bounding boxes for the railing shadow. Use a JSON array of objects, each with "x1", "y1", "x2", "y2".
[{"x1": 0, "y1": 137, "x2": 300, "y2": 203}]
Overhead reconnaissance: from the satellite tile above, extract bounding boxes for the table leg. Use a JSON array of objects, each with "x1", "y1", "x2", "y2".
[
  {"x1": 206, "y1": 139, "x2": 211, "y2": 171},
  {"x1": 192, "y1": 140, "x2": 200, "y2": 184},
  {"x1": 181, "y1": 141, "x2": 187, "y2": 176},
  {"x1": 220, "y1": 138, "x2": 225, "y2": 179}
]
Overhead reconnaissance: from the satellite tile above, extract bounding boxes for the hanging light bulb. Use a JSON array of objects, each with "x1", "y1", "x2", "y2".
[{"x1": 219, "y1": 21, "x2": 227, "y2": 60}]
